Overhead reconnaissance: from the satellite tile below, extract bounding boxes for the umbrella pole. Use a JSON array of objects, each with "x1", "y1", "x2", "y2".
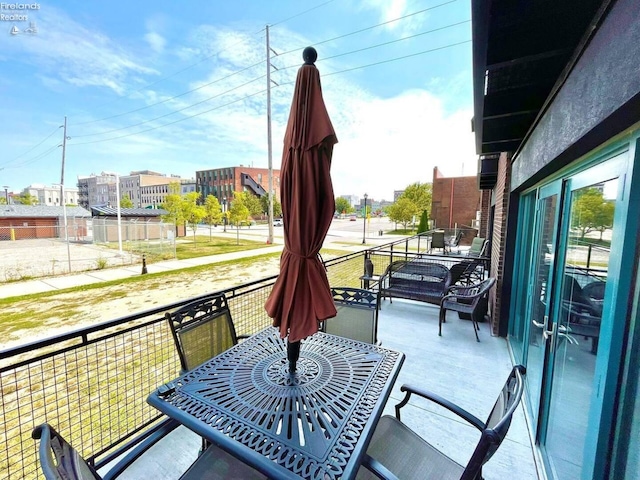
[{"x1": 287, "y1": 339, "x2": 301, "y2": 373}]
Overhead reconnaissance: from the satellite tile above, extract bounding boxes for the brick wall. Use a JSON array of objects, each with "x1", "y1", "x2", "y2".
[
  {"x1": 488, "y1": 152, "x2": 511, "y2": 335},
  {"x1": 431, "y1": 167, "x2": 480, "y2": 243},
  {"x1": 233, "y1": 167, "x2": 281, "y2": 201}
]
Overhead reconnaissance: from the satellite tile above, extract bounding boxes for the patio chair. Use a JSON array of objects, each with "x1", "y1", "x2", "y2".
[
  {"x1": 430, "y1": 231, "x2": 446, "y2": 254},
  {"x1": 467, "y1": 237, "x2": 487, "y2": 257},
  {"x1": 323, "y1": 287, "x2": 380, "y2": 344},
  {"x1": 445, "y1": 231, "x2": 464, "y2": 254},
  {"x1": 166, "y1": 293, "x2": 248, "y2": 373},
  {"x1": 582, "y1": 280, "x2": 606, "y2": 307},
  {"x1": 439, "y1": 278, "x2": 496, "y2": 341},
  {"x1": 357, "y1": 365, "x2": 526, "y2": 480},
  {"x1": 561, "y1": 275, "x2": 602, "y2": 354},
  {"x1": 449, "y1": 259, "x2": 485, "y2": 286},
  {"x1": 32, "y1": 423, "x2": 266, "y2": 480}
]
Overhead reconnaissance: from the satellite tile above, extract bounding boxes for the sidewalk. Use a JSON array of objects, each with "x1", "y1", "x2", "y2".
[
  {"x1": 0, "y1": 224, "x2": 403, "y2": 300},
  {"x1": 0, "y1": 244, "x2": 286, "y2": 300}
]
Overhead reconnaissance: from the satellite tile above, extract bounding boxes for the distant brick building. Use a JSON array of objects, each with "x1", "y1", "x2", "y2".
[
  {"x1": 195, "y1": 166, "x2": 281, "y2": 204},
  {"x1": 430, "y1": 167, "x2": 482, "y2": 235}
]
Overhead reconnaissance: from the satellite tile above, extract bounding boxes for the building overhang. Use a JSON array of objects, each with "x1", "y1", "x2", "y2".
[{"x1": 472, "y1": 0, "x2": 606, "y2": 168}]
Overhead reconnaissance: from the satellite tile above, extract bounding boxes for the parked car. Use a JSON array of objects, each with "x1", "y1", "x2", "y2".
[
  {"x1": 349, "y1": 215, "x2": 357, "y2": 221},
  {"x1": 273, "y1": 218, "x2": 283, "y2": 227}
]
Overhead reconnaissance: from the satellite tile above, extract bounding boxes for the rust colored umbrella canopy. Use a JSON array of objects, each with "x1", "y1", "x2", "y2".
[{"x1": 265, "y1": 47, "x2": 337, "y2": 347}]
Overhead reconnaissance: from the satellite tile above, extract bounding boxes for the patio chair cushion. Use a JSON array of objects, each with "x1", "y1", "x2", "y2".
[{"x1": 357, "y1": 415, "x2": 464, "y2": 480}]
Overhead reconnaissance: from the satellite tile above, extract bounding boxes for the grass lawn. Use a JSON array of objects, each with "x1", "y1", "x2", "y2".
[
  {"x1": 175, "y1": 235, "x2": 268, "y2": 259},
  {"x1": 105, "y1": 235, "x2": 270, "y2": 262}
]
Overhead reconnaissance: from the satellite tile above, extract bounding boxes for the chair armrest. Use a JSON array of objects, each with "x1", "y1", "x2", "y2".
[
  {"x1": 395, "y1": 384, "x2": 485, "y2": 431},
  {"x1": 360, "y1": 453, "x2": 400, "y2": 480}
]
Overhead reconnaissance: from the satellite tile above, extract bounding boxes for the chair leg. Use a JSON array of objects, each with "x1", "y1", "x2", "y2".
[
  {"x1": 472, "y1": 317, "x2": 480, "y2": 342},
  {"x1": 439, "y1": 309, "x2": 445, "y2": 336}
]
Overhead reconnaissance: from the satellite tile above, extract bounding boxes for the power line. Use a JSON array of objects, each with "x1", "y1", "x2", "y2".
[
  {"x1": 7, "y1": 143, "x2": 60, "y2": 169},
  {"x1": 72, "y1": 60, "x2": 265, "y2": 127},
  {"x1": 270, "y1": 0, "x2": 338, "y2": 27},
  {"x1": 275, "y1": 39, "x2": 471, "y2": 87},
  {"x1": 275, "y1": 0, "x2": 459, "y2": 60},
  {"x1": 323, "y1": 40, "x2": 471, "y2": 78},
  {"x1": 72, "y1": 74, "x2": 266, "y2": 138},
  {"x1": 81, "y1": 31, "x2": 267, "y2": 115},
  {"x1": 75, "y1": 0, "x2": 458, "y2": 129},
  {"x1": 69, "y1": 88, "x2": 268, "y2": 146},
  {"x1": 1, "y1": 127, "x2": 60, "y2": 167},
  {"x1": 69, "y1": 38, "x2": 470, "y2": 146},
  {"x1": 277, "y1": 19, "x2": 470, "y2": 72}
]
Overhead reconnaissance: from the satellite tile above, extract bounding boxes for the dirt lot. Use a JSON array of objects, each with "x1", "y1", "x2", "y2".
[
  {"x1": 0, "y1": 254, "x2": 284, "y2": 350},
  {"x1": 0, "y1": 238, "x2": 140, "y2": 281}
]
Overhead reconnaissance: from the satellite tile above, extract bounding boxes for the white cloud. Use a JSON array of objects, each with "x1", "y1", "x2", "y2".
[
  {"x1": 358, "y1": 0, "x2": 427, "y2": 35},
  {"x1": 145, "y1": 32, "x2": 166, "y2": 53},
  {"x1": 4, "y1": 17, "x2": 475, "y2": 199},
  {"x1": 0, "y1": 7, "x2": 157, "y2": 94}
]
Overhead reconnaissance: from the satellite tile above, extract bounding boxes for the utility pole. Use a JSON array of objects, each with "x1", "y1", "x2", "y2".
[
  {"x1": 266, "y1": 24, "x2": 275, "y2": 245},
  {"x1": 60, "y1": 116, "x2": 72, "y2": 272}
]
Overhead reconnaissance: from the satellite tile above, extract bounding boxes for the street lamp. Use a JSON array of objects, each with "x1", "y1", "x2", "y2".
[
  {"x1": 362, "y1": 193, "x2": 368, "y2": 244},
  {"x1": 222, "y1": 197, "x2": 227, "y2": 232},
  {"x1": 2, "y1": 185, "x2": 8, "y2": 204}
]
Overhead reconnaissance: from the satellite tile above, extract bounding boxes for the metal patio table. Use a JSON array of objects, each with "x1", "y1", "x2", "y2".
[{"x1": 148, "y1": 327, "x2": 404, "y2": 479}]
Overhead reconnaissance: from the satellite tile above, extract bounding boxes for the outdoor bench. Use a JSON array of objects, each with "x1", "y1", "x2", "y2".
[{"x1": 380, "y1": 260, "x2": 452, "y2": 306}]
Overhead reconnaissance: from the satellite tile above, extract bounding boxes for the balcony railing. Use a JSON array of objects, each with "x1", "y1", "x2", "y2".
[{"x1": 0, "y1": 233, "x2": 490, "y2": 479}]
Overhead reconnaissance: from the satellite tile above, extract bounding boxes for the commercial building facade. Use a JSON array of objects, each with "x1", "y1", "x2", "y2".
[{"x1": 195, "y1": 166, "x2": 281, "y2": 204}]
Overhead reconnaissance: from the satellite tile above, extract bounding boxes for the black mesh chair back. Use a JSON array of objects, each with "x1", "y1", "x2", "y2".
[
  {"x1": 358, "y1": 365, "x2": 526, "y2": 480},
  {"x1": 324, "y1": 287, "x2": 379, "y2": 344},
  {"x1": 32, "y1": 423, "x2": 101, "y2": 480},
  {"x1": 166, "y1": 293, "x2": 239, "y2": 372},
  {"x1": 33, "y1": 422, "x2": 267, "y2": 480},
  {"x1": 464, "y1": 365, "x2": 526, "y2": 478}
]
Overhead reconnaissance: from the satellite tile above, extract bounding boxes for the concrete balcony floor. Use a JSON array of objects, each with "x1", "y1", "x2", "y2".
[{"x1": 103, "y1": 298, "x2": 540, "y2": 479}]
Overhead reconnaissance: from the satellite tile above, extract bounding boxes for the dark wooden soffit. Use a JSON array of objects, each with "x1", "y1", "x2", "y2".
[{"x1": 472, "y1": 0, "x2": 605, "y2": 156}]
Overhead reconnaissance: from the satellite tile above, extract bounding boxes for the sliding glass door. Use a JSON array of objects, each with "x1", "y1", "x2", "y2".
[{"x1": 512, "y1": 151, "x2": 628, "y2": 479}]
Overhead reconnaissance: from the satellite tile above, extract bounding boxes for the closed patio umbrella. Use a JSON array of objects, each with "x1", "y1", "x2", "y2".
[{"x1": 265, "y1": 47, "x2": 337, "y2": 372}]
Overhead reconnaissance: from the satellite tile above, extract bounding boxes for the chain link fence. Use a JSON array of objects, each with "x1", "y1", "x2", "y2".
[{"x1": 0, "y1": 219, "x2": 177, "y2": 282}]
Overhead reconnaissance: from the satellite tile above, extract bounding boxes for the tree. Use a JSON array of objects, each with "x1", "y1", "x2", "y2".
[
  {"x1": 229, "y1": 193, "x2": 250, "y2": 245},
  {"x1": 203, "y1": 195, "x2": 223, "y2": 240},
  {"x1": 260, "y1": 194, "x2": 282, "y2": 217},
  {"x1": 182, "y1": 191, "x2": 206, "y2": 243},
  {"x1": 594, "y1": 200, "x2": 615, "y2": 240},
  {"x1": 120, "y1": 194, "x2": 134, "y2": 208},
  {"x1": 387, "y1": 197, "x2": 417, "y2": 230},
  {"x1": 0, "y1": 197, "x2": 6, "y2": 205},
  {"x1": 244, "y1": 193, "x2": 262, "y2": 217},
  {"x1": 571, "y1": 187, "x2": 614, "y2": 240},
  {"x1": 16, "y1": 192, "x2": 38, "y2": 205},
  {"x1": 161, "y1": 182, "x2": 184, "y2": 233},
  {"x1": 401, "y1": 182, "x2": 432, "y2": 218},
  {"x1": 417, "y1": 210, "x2": 429, "y2": 234},
  {"x1": 335, "y1": 197, "x2": 351, "y2": 215}
]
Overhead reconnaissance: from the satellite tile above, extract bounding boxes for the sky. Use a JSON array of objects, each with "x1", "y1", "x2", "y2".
[{"x1": 0, "y1": 0, "x2": 475, "y2": 202}]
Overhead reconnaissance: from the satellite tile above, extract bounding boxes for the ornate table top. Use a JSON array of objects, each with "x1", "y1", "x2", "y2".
[{"x1": 148, "y1": 327, "x2": 404, "y2": 480}]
